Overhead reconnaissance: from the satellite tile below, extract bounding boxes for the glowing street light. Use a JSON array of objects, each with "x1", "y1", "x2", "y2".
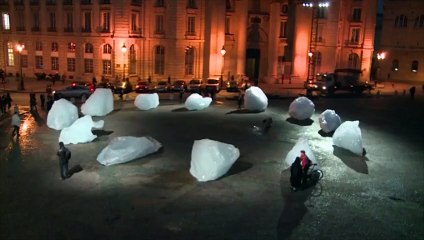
[
  {"x1": 16, "y1": 44, "x2": 25, "y2": 90},
  {"x1": 376, "y1": 51, "x2": 386, "y2": 60},
  {"x1": 121, "y1": 43, "x2": 127, "y2": 81},
  {"x1": 220, "y1": 46, "x2": 226, "y2": 87}
]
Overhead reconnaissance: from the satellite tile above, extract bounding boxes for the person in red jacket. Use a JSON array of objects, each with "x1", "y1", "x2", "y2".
[{"x1": 290, "y1": 150, "x2": 312, "y2": 191}]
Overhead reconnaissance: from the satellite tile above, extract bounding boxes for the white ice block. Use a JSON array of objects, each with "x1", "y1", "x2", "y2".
[
  {"x1": 47, "y1": 99, "x2": 79, "y2": 130},
  {"x1": 288, "y1": 97, "x2": 315, "y2": 120},
  {"x1": 244, "y1": 86, "x2": 268, "y2": 112},
  {"x1": 97, "y1": 136, "x2": 162, "y2": 166},
  {"x1": 333, "y1": 120, "x2": 364, "y2": 156},
  {"x1": 81, "y1": 88, "x2": 114, "y2": 116},
  {"x1": 190, "y1": 139, "x2": 240, "y2": 182},
  {"x1": 319, "y1": 109, "x2": 342, "y2": 133},
  {"x1": 134, "y1": 93, "x2": 160, "y2": 110},
  {"x1": 284, "y1": 138, "x2": 318, "y2": 169},
  {"x1": 185, "y1": 93, "x2": 212, "y2": 111},
  {"x1": 59, "y1": 115, "x2": 104, "y2": 144}
]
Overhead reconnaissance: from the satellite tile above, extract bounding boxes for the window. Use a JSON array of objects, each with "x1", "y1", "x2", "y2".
[
  {"x1": 226, "y1": 0, "x2": 233, "y2": 11},
  {"x1": 67, "y1": 58, "x2": 75, "y2": 72},
  {"x1": 85, "y1": 43, "x2": 93, "y2": 53},
  {"x1": 102, "y1": 60, "x2": 112, "y2": 75},
  {"x1": 281, "y1": 4, "x2": 288, "y2": 15},
  {"x1": 21, "y1": 55, "x2": 28, "y2": 68},
  {"x1": 103, "y1": 44, "x2": 112, "y2": 54},
  {"x1": 49, "y1": 12, "x2": 56, "y2": 31},
  {"x1": 185, "y1": 47, "x2": 194, "y2": 75},
  {"x1": 2, "y1": 13, "x2": 10, "y2": 30},
  {"x1": 84, "y1": 59, "x2": 93, "y2": 73},
  {"x1": 102, "y1": 12, "x2": 110, "y2": 32},
  {"x1": 225, "y1": 17, "x2": 231, "y2": 34},
  {"x1": 187, "y1": 16, "x2": 195, "y2": 35},
  {"x1": 313, "y1": 51, "x2": 322, "y2": 66},
  {"x1": 131, "y1": 13, "x2": 139, "y2": 32},
  {"x1": 16, "y1": 10, "x2": 24, "y2": 31},
  {"x1": 350, "y1": 28, "x2": 360, "y2": 43},
  {"x1": 51, "y1": 42, "x2": 58, "y2": 52},
  {"x1": 155, "y1": 15, "x2": 164, "y2": 34},
  {"x1": 316, "y1": 7, "x2": 326, "y2": 19},
  {"x1": 352, "y1": 8, "x2": 361, "y2": 22},
  {"x1": 414, "y1": 15, "x2": 424, "y2": 28},
  {"x1": 65, "y1": 12, "x2": 73, "y2": 32},
  {"x1": 68, "y1": 42, "x2": 76, "y2": 52},
  {"x1": 411, "y1": 60, "x2": 418, "y2": 72},
  {"x1": 392, "y1": 59, "x2": 399, "y2": 71},
  {"x1": 83, "y1": 12, "x2": 91, "y2": 32},
  {"x1": 35, "y1": 56, "x2": 43, "y2": 69},
  {"x1": 7, "y1": 42, "x2": 14, "y2": 66},
  {"x1": 154, "y1": 45, "x2": 165, "y2": 74},
  {"x1": 187, "y1": 0, "x2": 197, "y2": 9},
  {"x1": 129, "y1": 45, "x2": 136, "y2": 74},
  {"x1": 155, "y1": 0, "x2": 165, "y2": 7},
  {"x1": 32, "y1": 12, "x2": 40, "y2": 31},
  {"x1": 51, "y1": 57, "x2": 59, "y2": 70},
  {"x1": 131, "y1": 0, "x2": 142, "y2": 6},
  {"x1": 348, "y1": 53, "x2": 359, "y2": 69},
  {"x1": 394, "y1": 15, "x2": 407, "y2": 28},
  {"x1": 279, "y1": 21, "x2": 287, "y2": 38},
  {"x1": 36, "y1": 41, "x2": 43, "y2": 51}
]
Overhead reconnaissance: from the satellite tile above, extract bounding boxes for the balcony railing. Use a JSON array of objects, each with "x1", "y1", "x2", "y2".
[{"x1": 130, "y1": 28, "x2": 142, "y2": 35}]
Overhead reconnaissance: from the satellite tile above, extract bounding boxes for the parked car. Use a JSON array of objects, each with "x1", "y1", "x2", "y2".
[
  {"x1": 154, "y1": 81, "x2": 171, "y2": 92},
  {"x1": 113, "y1": 80, "x2": 133, "y2": 94},
  {"x1": 96, "y1": 81, "x2": 114, "y2": 91},
  {"x1": 171, "y1": 80, "x2": 187, "y2": 92},
  {"x1": 187, "y1": 79, "x2": 203, "y2": 93},
  {"x1": 205, "y1": 79, "x2": 220, "y2": 93},
  {"x1": 226, "y1": 80, "x2": 239, "y2": 92},
  {"x1": 53, "y1": 85, "x2": 94, "y2": 99},
  {"x1": 135, "y1": 81, "x2": 151, "y2": 93}
]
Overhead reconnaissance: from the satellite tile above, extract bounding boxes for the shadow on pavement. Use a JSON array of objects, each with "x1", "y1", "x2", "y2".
[
  {"x1": 226, "y1": 109, "x2": 263, "y2": 114},
  {"x1": 226, "y1": 160, "x2": 253, "y2": 177},
  {"x1": 318, "y1": 129, "x2": 334, "y2": 137},
  {"x1": 333, "y1": 145, "x2": 369, "y2": 174},
  {"x1": 172, "y1": 107, "x2": 189, "y2": 112},
  {"x1": 30, "y1": 110, "x2": 45, "y2": 126},
  {"x1": 286, "y1": 117, "x2": 314, "y2": 126},
  {"x1": 92, "y1": 130, "x2": 114, "y2": 136},
  {"x1": 68, "y1": 164, "x2": 83, "y2": 177}
]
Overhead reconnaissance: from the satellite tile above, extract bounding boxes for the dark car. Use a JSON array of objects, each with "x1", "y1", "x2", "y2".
[
  {"x1": 154, "y1": 81, "x2": 171, "y2": 92},
  {"x1": 135, "y1": 81, "x2": 151, "y2": 93},
  {"x1": 113, "y1": 80, "x2": 133, "y2": 94},
  {"x1": 171, "y1": 80, "x2": 187, "y2": 92},
  {"x1": 226, "y1": 80, "x2": 240, "y2": 92},
  {"x1": 205, "y1": 79, "x2": 220, "y2": 93},
  {"x1": 187, "y1": 79, "x2": 203, "y2": 93},
  {"x1": 53, "y1": 85, "x2": 94, "y2": 99}
]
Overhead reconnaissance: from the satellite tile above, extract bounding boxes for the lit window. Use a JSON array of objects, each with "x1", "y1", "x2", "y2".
[
  {"x1": 7, "y1": 42, "x2": 14, "y2": 66},
  {"x1": 102, "y1": 60, "x2": 112, "y2": 75},
  {"x1": 68, "y1": 42, "x2": 76, "y2": 52},
  {"x1": 154, "y1": 45, "x2": 165, "y2": 75},
  {"x1": 103, "y1": 44, "x2": 112, "y2": 54},
  {"x1": 2, "y1": 13, "x2": 10, "y2": 30},
  {"x1": 51, "y1": 57, "x2": 59, "y2": 70},
  {"x1": 67, "y1": 58, "x2": 75, "y2": 72}
]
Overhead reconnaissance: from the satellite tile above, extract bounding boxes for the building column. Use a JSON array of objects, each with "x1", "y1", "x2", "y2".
[
  {"x1": 235, "y1": 0, "x2": 248, "y2": 78},
  {"x1": 206, "y1": 0, "x2": 226, "y2": 79},
  {"x1": 292, "y1": 4, "x2": 312, "y2": 82},
  {"x1": 266, "y1": 1, "x2": 281, "y2": 84}
]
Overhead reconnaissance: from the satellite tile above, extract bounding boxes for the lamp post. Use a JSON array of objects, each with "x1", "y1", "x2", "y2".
[
  {"x1": 121, "y1": 43, "x2": 127, "y2": 82},
  {"x1": 16, "y1": 44, "x2": 25, "y2": 90},
  {"x1": 220, "y1": 45, "x2": 226, "y2": 88}
]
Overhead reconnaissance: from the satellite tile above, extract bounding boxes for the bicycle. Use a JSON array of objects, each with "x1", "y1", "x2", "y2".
[{"x1": 306, "y1": 163, "x2": 323, "y2": 185}]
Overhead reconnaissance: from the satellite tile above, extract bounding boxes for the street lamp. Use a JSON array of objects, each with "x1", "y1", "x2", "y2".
[
  {"x1": 16, "y1": 44, "x2": 25, "y2": 90},
  {"x1": 220, "y1": 46, "x2": 226, "y2": 88},
  {"x1": 121, "y1": 43, "x2": 127, "y2": 82}
]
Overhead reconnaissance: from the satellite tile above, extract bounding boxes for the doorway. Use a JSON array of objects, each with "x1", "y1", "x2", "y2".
[{"x1": 245, "y1": 49, "x2": 260, "y2": 85}]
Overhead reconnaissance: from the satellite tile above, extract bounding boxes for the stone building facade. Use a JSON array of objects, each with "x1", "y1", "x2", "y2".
[{"x1": 0, "y1": 0, "x2": 377, "y2": 84}]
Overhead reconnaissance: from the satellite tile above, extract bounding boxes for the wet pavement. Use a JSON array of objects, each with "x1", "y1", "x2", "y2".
[{"x1": 0, "y1": 93, "x2": 423, "y2": 240}]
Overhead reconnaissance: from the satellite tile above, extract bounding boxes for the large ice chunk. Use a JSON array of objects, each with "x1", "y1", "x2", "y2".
[
  {"x1": 319, "y1": 109, "x2": 342, "y2": 133},
  {"x1": 59, "y1": 115, "x2": 104, "y2": 144},
  {"x1": 47, "y1": 99, "x2": 79, "y2": 130},
  {"x1": 288, "y1": 97, "x2": 315, "y2": 120},
  {"x1": 190, "y1": 139, "x2": 240, "y2": 182},
  {"x1": 185, "y1": 93, "x2": 212, "y2": 111},
  {"x1": 134, "y1": 93, "x2": 159, "y2": 110},
  {"x1": 244, "y1": 86, "x2": 268, "y2": 111},
  {"x1": 81, "y1": 88, "x2": 114, "y2": 116},
  {"x1": 97, "y1": 136, "x2": 162, "y2": 166},
  {"x1": 284, "y1": 138, "x2": 318, "y2": 169},
  {"x1": 333, "y1": 121, "x2": 363, "y2": 156}
]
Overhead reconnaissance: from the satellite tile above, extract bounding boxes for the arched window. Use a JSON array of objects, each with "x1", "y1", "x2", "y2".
[
  {"x1": 103, "y1": 44, "x2": 112, "y2": 54},
  {"x1": 51, "y1": 42, "x2": 58, "y2": 52},
  {"x1": 392, "y1": 59, "x2": 399, "y2": 71},
  {"x1": 411, "y1": 60, "x2": 418, "y2": 72},
  {"x1": 348, "y1": 53, "x2": 359, "y2": 69},
  {"x1": 68, "y1": 42, "x2": 76, "y2": 52},
  {"x1": 129, "y1": 44, "x2": 136, "y2": 74},
  {"x1": 185, "y1": 47, "x2": 194, "y2": 75},
  {"x1": 154, "y1": 45, "x2": 165, "y2": 75},
  {"x1": 85, "y1": 43, "x2": 93, "y2": 53},
  {"x1": 187, "y1": 0, "x2": 197, "y2": 9},
  {"x1": 414, "y1": 15, "x2": 424, "y2": 28},
  {"x1": 394, "y1": 15, "x2": 408, "y2": 28}
]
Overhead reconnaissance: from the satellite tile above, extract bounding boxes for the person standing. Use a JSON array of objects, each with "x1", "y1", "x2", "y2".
[
  {"x1": 13, "y1": 104, "x2": 19, "y2": 114},
  {"x1": 40, "y1": 94, "x2": 45, "y2": 109},
  {"x1": 92, "y1": 77, "x2": 97, "y2": 88},
  {"x1": 46, "y1": 95, "x2": 54, "y2": 112},
  {"x1": 237, "y1": 92, "x2": 244, "y2": 110},
  {"x1": 11, "y1": 111, "x2": 21, "y2": 138},
  {"x1": 5, "y1": 92, "x2": 12, "y2": 111},
  {"x1": 57, "y1": 142, "x2": 71, "y2": 180},
  {"x1": 409, "y1": 86, "x2": 416, "y2": 100}
]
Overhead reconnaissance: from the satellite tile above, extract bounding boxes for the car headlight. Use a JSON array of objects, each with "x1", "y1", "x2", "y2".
[{"x1": 322, "y1": 86, "x2": 326, "y2": 90}]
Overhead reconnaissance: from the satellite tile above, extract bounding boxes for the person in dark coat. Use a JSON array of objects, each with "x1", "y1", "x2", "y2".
[
  {"x1": 29, "y1": 93, "x2": 37, "y2": 111},
  {"x1": 57, "y1": 142, "x2": 71, "y2": 180},
  {"x1": 290, "y1": 150, "x2": 312, "y2": 191},
  {"x1": 5, "y1": 92, "x2": 12, "y2": 110},
  {"x1": 40, "y1": 94, "x2": 45, "y2": 109},
  {"x1": 409, "y1": 86, "x2": 416, "y2": 100},
  {"x1": 46, "y1": 95, "x2": 54, "y2": 112}
]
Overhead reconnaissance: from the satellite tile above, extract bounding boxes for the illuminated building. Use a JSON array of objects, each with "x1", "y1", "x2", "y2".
[{"x1": 0, "y1": 0, "x2": 377, "y2": 84}]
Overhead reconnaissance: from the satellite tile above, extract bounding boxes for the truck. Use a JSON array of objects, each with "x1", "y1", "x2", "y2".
[{"x1": 305, "y1": 69, "x2": 373, "y2": 95}]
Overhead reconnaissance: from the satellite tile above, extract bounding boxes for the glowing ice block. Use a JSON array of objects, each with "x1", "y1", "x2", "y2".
[
  {"x1": 81, "y1": 88, "x2": 114, "y2": 116},
  {"x1": 244, "y1": 86, "x2": 268, "y2": 111},
  {"x1": 319, "y1": 109, "x2": 342, "y2": 133},
  {"x1": 288, "y1": 97, "x2": 315, "y2": 120},
  {"x1": 185, "y1": 93, "x2": 212, "y2": 111},
  {"x1": 59, "y1": 115, "x2": 104, "y2": 144},
  {"x1": 134, "y1": 93, "x2": 160, "y2": 110},
  {"x1": 47, "y1": 99, "x2": 79, "y2": 130},
  {"x1": 333, "y1": 120, "x2": 364, "y2": 156}
]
